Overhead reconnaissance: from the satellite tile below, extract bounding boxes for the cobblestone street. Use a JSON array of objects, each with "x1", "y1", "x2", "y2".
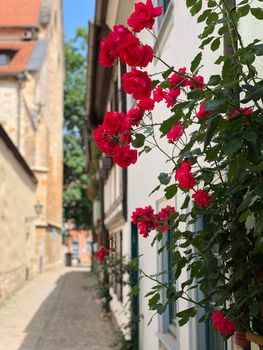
[{"x1": 0, "y1": 268, "x2": 117, "y2": 350}]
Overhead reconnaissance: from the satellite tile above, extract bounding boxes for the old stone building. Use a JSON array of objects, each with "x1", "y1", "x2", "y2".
[{"x1": 0, "y1": 0, "x2": 64, "y2": 299}]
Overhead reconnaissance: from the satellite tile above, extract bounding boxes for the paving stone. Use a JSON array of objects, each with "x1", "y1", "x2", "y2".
[{"x1": 0, "y1": 268, "x2": 117, "y2": 350}]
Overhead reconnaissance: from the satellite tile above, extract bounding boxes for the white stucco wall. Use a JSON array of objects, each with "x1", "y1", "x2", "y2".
[{"x1": 127, "y1": 1, "x2": 221, "y2": 349}]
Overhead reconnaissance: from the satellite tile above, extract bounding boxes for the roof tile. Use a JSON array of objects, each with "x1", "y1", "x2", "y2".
[{"x1": 0, "y1": 0, "x2": 41, "y2": 27}]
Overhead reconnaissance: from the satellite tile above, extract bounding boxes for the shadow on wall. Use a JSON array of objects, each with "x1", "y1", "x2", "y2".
[{"x1": 18, "y1": 271, "x2": 115, "y2": 350}]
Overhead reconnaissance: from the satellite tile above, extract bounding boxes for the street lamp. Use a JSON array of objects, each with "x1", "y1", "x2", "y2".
[{"x1": 25, "y1": 201, "x2": 43, "y2": 223}]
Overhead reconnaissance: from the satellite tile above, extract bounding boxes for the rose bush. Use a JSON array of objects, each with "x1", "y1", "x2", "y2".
[{"x1": 94, "y1": 0, "x2": 263, "y2": 340}]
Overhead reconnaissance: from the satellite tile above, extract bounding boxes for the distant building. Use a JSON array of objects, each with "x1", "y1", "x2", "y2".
[
  {"x1": 67, "y1": 230, "x2": 93, "y2": 267},
  {"x1": 0, "y1": 0, "x2": 64, "y2": 299}
]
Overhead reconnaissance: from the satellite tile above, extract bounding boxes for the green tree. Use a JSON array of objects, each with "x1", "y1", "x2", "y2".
[{"x1": 63, "y1": 28, "x2": 92, "y2": 228}]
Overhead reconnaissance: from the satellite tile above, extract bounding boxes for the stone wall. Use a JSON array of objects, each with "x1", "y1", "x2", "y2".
[{"x1": 0, "y1": 126, "x2": 37, "y2": 301}]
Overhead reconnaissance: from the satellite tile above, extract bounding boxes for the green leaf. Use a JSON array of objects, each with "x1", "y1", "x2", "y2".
[
  {"x1": 156, "y1": 304, "x2": 167, "y2": 314},
  {"x1": 190, "y1": 0, "x2": 202, "y2": 16},
  {"x1": 207, "y1": 0, "x2": 216, "y2": 7},
  {"x1": 151, "y1": 80, "x2": 160, "y2": 89},
  {"x1": 177, "y1": 307, "x2": 196, "y2": 319},
  {"x1": 149, "y1": 185, "x2": 161, "y2": 196},
  {"x1": 206, "y1": 12, "x2": 218, "y2": 25},
  {"x1": 186, "y1": 0, "x2": 197, "y2": 7},
  {"x1": 158, "y1": 172, "x2": 171, "y2": 185},
  {"x1": 250, "y1": 300, "x2": 261, "y2": 317},
  {"x1": 224, "y1": 138, "x2": 242, "y2": 154},
  {"x1": 160, "y1": 115, "x2": 181, "y2": 135},
  {"x1": 205, "y1": 98, "x2": 224, "y2": 110},
  {"x1": 181, "y1": 195, "x2": 190, "y2": 210},
  {"x1": 250, "y1": 7, "x2": 263, "y2": 19},
  {"x1": 164, "y1": 184, "x2": 178, "y2": 199},
  {"x1": 162, "y1": 67, "x2": 174, "y2": 79},
  {"x1": 191, "y1": 52, "x2": 202, "y2": 73},
  {"x1": 211, "y1": 38, "x2": 220, "y2": 51},
  {"x1": 207, "y1": 74, "x2": 221, "y2": 86},
  {"x1": 238, "y1": 4, "x2": 250, "y2": 17},
  {"x1": 148, "y1": 293, "x2": 160, "y2": 309},
  {"x1": 243, "y1": 131, "x2": 258, "y2": 142},
  {"x1": 132, "y1": 133, "x2": 146, "y2": 148},
  {"x1": 253, "y1": 44, "x2": 263, "y2": 56},
  {"x1": 131, "y1": 285, "x2": 140, "y2": 296},
  {"x1": 197, "y1": 9, "x2": 211, "y2": 23}
]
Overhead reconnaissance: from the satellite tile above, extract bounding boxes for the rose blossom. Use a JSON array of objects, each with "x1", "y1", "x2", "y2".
[
  {"x1": 168, "y1": 67, "x2": 189, "y2": 88},
  {"x1": 153, "y1": 85, "x2": 166, "y2": 102},
  {"x1": 118, "y1": 33, "x2": 153, "y2": 68},
  {"x1": 103, "y1": 111, "x2": 128, "y2": 135},
  {"x1": 164, "y1": 88, "x2": 181, "y2": 108},
  {"x1": 166, "y1": 122, "x2": 184, "y2": 142},
  {"x1": 211, "y1": 309, "x2": 236, "y2": 336},
  {"x1": 131, "y1": 205, "x2": 157, "y2": 238},
  {"x1": 122, "y1": 68, "x2": 152, "y2": 100},
  {"x1": 187, "y1": 75, "x2": 205, "y2": 90},
  {"x1": 113, "y1": 144, "x2": 138, "y2": 168},
  {"x1": 175, "y1": 160, "x2": 196, "y2": 190},
  {"x1": 196, "y1": 102, "x2": 213, "y2": 119},
  {"x1": 229, "y1": 107, "x2": 253, "y2": 119},
  {"x1": 93, "y1": 125, "x2": 118, "y2": 155},
  {"x1": 192, "y1": 189, "x2": 212, "y2": 207},
  {"x1": 99, "y1": 25, "x2": 131, "y2": 67},
  {"x1": 126, "y1": 107, "x2": 144, "y2": 126},
  {"x1": 137, "y1": 97, "x2": 155, "y2": 111},
  {"x1": 127, "y1": 0, "x2": 162, "y2": 33},
  {"x1": 155, "y1": 206, "x2": 176, "y2": 233},
  {"x1": 97, "y1": 247, "x2": 109, "y2": 262}
]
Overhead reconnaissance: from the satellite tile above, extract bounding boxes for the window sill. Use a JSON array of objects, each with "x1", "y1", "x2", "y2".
[{"x1": 156, "y1": 331, "x2": 177, "y2": 350}]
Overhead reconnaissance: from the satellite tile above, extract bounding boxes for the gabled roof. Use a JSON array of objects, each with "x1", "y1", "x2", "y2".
[
  {"x1": 0, "y1": 42, "x2": 36, "y2": 74},
  {"x1": 0, "y1": 0, "x2": 42, "y2": 28}
]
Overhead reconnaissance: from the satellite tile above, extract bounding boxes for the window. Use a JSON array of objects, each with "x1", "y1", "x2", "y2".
[
  {"x1": 0, "y1": 50, "x2": 16, "y2": 66},
  {"x1": 156, "y1": 0, "x2": 171, "y2": 29},
  {"x1": 110, "y1": 230, "x2": 123, "y2": 303}
]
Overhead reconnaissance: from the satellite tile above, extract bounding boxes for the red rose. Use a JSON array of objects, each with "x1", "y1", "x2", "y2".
[
  {"x1": 113, "y1": 145, "x2": 138, "y2": 168},
  {"x1": 211, "y1": 309, "x2": 236, "y2": 336},
  {"x1": 164, "y1": 88, "x2": 181, "y2": 108},
  {"x1": 126, "y1": 107, "x2": 144, "y2": 126},
  {"x1": 192, "y1": 189, "x2": 212, "y2": 207},
  {"x1": 131, "y1": 205, "x2": 157, "y2": 237},
  {"x1": 187, "y1": 75, "x2": 205, "y2": 90},
  {"x1": 168, "y1": 67, "x2": 189, "y2": 88},
  {"x1": 229, "y1": 107, "x2": 253, "y2": 119},
  {"x1": 137, "y1": 97, "x2": 155, "y2": 111},
  {"x1": 175, "y1": 160, "x2": 196, "y2": 190},
  {"x1": 99, "y1": 38, "x2": 115, "y2": 67},
  {"x1": 103, "y1": 112, "x2": 128, "y2": 135},
  {"x1": 122, "y1": 68, "x2": 152, "y2": 100},
  {"x1": 93, "y1": 125, "x2": 118, "y2": 155},
  {"x1": 196, "y1": 102, "x2": 213, "y2": 119},
  {"x1": 153, "y1": 85, "x2": 165, "y2": 103},
  {"x1": 118, "y1": 34, "x2": 153, "y2": 68},
  {"x1": 97, "y1": 248, "x2": 109, "y2": 262},
  {"x1": 166, "y1": 122, "x2": 184, "y2": 142},
  {"x1": 127, "y1": 0, "x2": 162, "y2": 33},
  {"x1": 99, "y1": 25, "x2": 131, "y2": 67}
]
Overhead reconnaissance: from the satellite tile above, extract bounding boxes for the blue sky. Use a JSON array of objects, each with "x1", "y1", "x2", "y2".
[{"x1": 63, "y1": 0, "x2": 95, "y2": 39}]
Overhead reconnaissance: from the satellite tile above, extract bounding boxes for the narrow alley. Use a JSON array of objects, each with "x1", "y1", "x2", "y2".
[{"x1": 0, "y1": 268, "x2": 116, "y2": 350}]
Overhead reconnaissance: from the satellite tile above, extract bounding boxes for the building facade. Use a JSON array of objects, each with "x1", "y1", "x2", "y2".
[
  {"x1": 87, "y1": 1, "x2": 263, "y2": 350},
  {"x1": 0, "y1": 0, "x2": 64, "y2": 298}
]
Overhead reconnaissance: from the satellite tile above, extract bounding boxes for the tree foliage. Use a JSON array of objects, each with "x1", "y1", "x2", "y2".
[{"x1": 63, "y1": 28, "x2": 92, "y2": 228}]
